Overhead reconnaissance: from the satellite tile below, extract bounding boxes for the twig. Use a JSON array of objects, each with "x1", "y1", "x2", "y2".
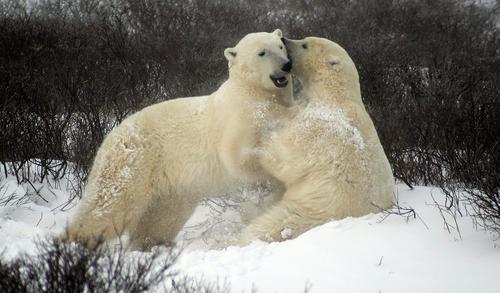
[
  {"x1": 36, "y1": 211, "x2": 44, "y2": 227},
  {"x1": 377, "y1": 256, "x2": 384, "y2": 266}
]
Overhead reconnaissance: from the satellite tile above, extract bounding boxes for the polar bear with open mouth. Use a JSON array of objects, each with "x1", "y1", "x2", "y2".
[{"x1": 66, "y1": 30, "x2": 295, "y2": 250}]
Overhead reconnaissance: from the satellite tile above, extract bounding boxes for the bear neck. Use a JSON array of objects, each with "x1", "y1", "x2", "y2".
[{"x1": 303, "y1": 74, "x2": 363, "y2": 106}]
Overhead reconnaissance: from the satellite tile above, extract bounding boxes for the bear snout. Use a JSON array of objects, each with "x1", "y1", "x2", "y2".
[{"x1": 281, "y1": 60, "x2": 292, "y2": 73}]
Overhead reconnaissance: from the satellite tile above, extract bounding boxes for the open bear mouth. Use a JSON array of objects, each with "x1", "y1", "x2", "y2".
[{"x1": 270, "y1": 75, "x2": 289, "y2": 88}]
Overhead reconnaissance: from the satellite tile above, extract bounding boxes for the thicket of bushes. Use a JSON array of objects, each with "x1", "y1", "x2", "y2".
[
  {"x1": 0, "y1": 237, "x2": 224, "y2": 292},
  {"x1": 1, "y1": 0, "x2": 499, "y2": 233}
]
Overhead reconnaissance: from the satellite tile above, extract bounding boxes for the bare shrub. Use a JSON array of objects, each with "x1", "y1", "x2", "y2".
[{"x1": 0, "y1": 236, "x2": 229, "y2": 293}]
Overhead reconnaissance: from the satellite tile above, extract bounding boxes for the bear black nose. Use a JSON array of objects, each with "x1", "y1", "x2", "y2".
[{"x1": 281, "y1": 60, "x2": 292, "y2": 73}]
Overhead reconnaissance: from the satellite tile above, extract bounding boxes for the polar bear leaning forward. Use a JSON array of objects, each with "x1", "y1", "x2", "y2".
[
  {"x1": 66, "y1": 30, "x2": 294, "y2": 250},
  {"x1": 240, "y1": 37, "x2": 395, "y2": 243}
]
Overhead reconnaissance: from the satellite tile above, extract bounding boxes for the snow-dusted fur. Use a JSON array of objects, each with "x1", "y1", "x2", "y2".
[
  {"x1": 66, "y1": 30, "x2": 295, "y2": 250},
  {"x1": 240, "y1": 37, "x2": 394, "y2": 243}
]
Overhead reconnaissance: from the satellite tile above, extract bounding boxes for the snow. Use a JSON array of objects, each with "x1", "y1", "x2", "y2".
[
  {"x1": 174, "y1": 185, "x2": 499, "y2": 293},
  {"x1": 1, "y1": 174, "x2": 498, "y2": 293},
  {"x1": 280, "y1": 227, "x2": 293, "y2": 239}
]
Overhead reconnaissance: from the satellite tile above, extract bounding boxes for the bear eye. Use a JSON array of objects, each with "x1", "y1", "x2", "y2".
[
  {"x1": 258, "y1": 50, "x2": 266, "y2": 57},
  {"x1": 279, "y1": 45, "x2": 283, "y2": 50},
  {"x1": 330, "y1": 58, "x2": 340, "y2": 66},
  {"x1": 302, "y1": 43, "x2": 308, "y2": 49}
]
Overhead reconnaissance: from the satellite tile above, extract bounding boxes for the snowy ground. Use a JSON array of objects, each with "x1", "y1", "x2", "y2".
[{"x1": 0, "y1": 174, "x2": 498, "y2": 293}]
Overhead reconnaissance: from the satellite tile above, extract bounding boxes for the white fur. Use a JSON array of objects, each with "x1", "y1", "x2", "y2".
[
  {"x1": 66, "y1": 30, "x2": 295, "y2": 250},
  {"x1": 240, "y1": 37, "x2": 395, "y2": 243}
]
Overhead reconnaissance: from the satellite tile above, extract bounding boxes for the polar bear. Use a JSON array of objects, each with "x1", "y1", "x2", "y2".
[
  {"x1": 240, "y1": 37, "x2": 394, "y2": 243},
  {"x1": 66, "y1": 30, "x2": 294, "y2": 250}
]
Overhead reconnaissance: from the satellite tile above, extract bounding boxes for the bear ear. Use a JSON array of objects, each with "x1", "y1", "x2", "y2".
[
  {"x1": 224, "y1": 47, "x2": 237, "y2": 67},
  {"x1": 224, "y1": 47, "x2": 237, "y2": 61},
  {"x1": 273, "y1": 29, "x2": 283, "y2": 38}
]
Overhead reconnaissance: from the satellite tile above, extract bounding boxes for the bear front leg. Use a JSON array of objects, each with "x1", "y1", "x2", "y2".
[{"x1": 239, "y1": 182, "x2": 334, "y2": 245}]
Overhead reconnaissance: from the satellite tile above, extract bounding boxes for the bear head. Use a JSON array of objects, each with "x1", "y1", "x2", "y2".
[
  {"x1": 283, "y1": 37, "x2": 360, "y2": 102},
  {"x1": 224, "y1": 29, "x2": 292, "y2": 92}
]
